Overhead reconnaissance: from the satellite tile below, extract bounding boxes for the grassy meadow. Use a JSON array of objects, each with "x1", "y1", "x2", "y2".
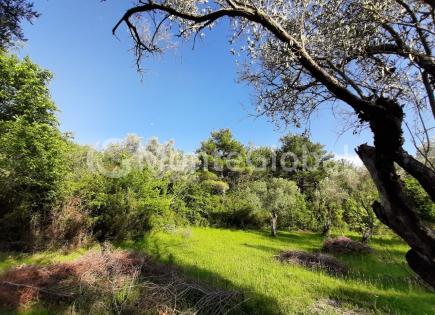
[
  {"x1": 1, "y1": 228, "x2": 434, "y2": 314},
  {"x1": 124, "y1": 228, "x2": 434, "y2": 315}
]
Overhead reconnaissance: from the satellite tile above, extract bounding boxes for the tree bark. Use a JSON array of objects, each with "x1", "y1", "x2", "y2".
[
  {"x1": 357, "y1": 145, "x2": 435, "y2": 288},
  {"x1": 361, "y1": 225, "x2": 373, "y2": 244},
  {"x1": 355, "y1": 97, "x2": 435, "y2": 288},
  {"x1": 271, "y1": 212, "x2": 278, "y2": 237},
  {"x1": 322, "y1": 223, "x2": 330, "y2": 237}
]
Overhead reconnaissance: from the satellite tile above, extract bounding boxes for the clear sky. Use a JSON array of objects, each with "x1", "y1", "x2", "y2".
[{"x1": 19, "y1": 0, "x2": 397, "y2": 162}]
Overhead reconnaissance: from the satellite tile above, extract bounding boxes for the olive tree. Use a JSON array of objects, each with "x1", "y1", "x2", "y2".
[
  {"x1": 252, "y1": 178, "x2": 302, "y2": 236},
  {"x1": 113, "y1": 0, "x2": 435, "y2": 287},
  {"x1": 313, "y1": 166, "x2": 348, "y2": 236},
  {"x1": 341, "y1": 165, "x2": 380, "y2": 243}
]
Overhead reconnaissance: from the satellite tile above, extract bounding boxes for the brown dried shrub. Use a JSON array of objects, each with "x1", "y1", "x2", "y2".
[
  {"x1": 0, "y1": 246, "x2": 243, "y2": 314},
  {"x1": 322, "y1": 236, "x2": 372, "y2": 255},
  {"x1": 48, "y1": 197, "x2": 93, "y2": 249},
  {"x1": 277, "y1": 250, "x2": 348, "y2": 275}
]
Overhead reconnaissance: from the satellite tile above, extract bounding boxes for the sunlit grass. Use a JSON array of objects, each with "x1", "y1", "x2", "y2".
[
  {"x1": 1, "y1": 230, "x2": 433, "y2": 314},
  {"x1": 0, "y1": 248, "x2": 88, "y2": 274},
  {"x1": 124, "y1": 228, "x2": 435, "y2": 315}
]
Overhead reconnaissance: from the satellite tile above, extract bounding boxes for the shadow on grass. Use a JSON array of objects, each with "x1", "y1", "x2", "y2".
[
  {"x1": 329, "y1": 285, "x2": 435, "y2": 315},
  {"x1": 171, "y1": 260, "x2": 284, "y2": 315},
  {"x1": 125, "y1": 237, "x2": 286, "y2": 315},
  {"x1": 124, "y1": 230, "x2": 435, "y2": 314},
  {"x1": 247, "y1": 230, "x2": 324, "y2": 251},
  {"x1": 1, "y1": 247, "x2": 276, "y2": 315}
]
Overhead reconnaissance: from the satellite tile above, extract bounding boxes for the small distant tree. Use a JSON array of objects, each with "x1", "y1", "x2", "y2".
[
  {"x1": 197, "y1": 129, "x2": 251, "y2": 185},
  {"x1": 313, "y1": 166, "x2": 348, "y2": 236},
  {"x1": 253, "y1": 178, "x2": 302, "y2": 237},
  {"x1": 277, "y1": 134, "x2": 333, "y2": 196},
  {"x1": 342, "y1": 167, "x2": 380, "y2": 243}
]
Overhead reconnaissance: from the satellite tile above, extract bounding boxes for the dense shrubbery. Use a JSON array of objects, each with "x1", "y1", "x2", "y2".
[
  {"x1": 1, "y1": 51, "x2": 408, "y2": 250},
  {"x1": 0, "y1": 52, "x2": 68, "y2": 250}
]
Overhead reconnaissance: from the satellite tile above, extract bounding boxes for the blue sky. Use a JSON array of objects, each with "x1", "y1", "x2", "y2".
[{"x1": 19, "y1": 0, "x2": 387, "y2": 161}]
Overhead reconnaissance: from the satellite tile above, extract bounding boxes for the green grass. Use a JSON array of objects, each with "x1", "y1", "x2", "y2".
[
  {"x1": 0, "y1": 248, "x2": 88, "y2": 274},
  {"x1": 1, "y1": 229, "x2": 434, "y2": 314},
  {"x1": 0, "y1": 248, "x2": 90, "y2": 315},
  {"x1": 123, "y1": 228, "x2": 435, "y2": 315}
]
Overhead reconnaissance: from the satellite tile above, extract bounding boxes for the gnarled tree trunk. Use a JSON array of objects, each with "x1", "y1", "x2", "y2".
[{"x1": 356, "y1": 98, "x2": 435, "y2": 288}]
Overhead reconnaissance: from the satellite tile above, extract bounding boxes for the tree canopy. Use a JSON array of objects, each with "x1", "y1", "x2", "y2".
[{"x1": 0, "y1": 0, "x2": 38, "y2": 48}]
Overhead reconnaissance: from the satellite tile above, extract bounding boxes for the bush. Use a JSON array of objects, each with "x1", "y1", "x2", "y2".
[
  {"x1": 202, "y1": 179, "x2": 230, "y2": 195},
  {"x1": 0, "y1": 53, "x2": 68, "y2": 250},
  {"x1": 322, "y1": 236, "x2": 372, "y2": 254},
  {"x1": 48, "y1": 197, "x2": 93, "y2": 249},
  {"x1": 403, "y1": 176, "x2": 435, "y2": 224}
]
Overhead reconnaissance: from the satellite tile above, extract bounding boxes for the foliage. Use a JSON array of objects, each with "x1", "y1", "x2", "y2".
[
  {"x1": 313, "y1": 161, "x2": 380, "y2": 240},
  {"x1": 197, "y1": 129, "x2": 251, "y2": 185},
  {"x1": 403, "y1": 176, "x2": 435, "y2": 224},
  {"x1": 0, "y1": 0, "x2": 39, "y2": 48},
  {"x1": 218, "y1": 182, "x2": 267, "y2": 228},
  {"x1": 253, "y1": 178, "x2": 307, "y2": 235},
  {"x1": 277, "y1": 134, "x2": 332, "y2": 196},
  {"x1": 179, "y1": 180, "x2": 224, "y2": 226},
  {"x1": 341, "y1": 167, "x2": 380, "y2": 242},
  {"x1": 247, "y1": 145, "x2": 276, "y2": 179},
  {"x1": 0, "y1": 52, "x2": 67, "y2": 250},
  {"x1": 66, "y1": 137, "x2": 185, "y2": 242}
]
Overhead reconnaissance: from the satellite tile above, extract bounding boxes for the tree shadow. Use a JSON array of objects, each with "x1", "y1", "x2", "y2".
[
  {"x1": 242, "y1": 243, "x2": 281, "y2": 254},
  {"x1": 123, "y1": 230, "x2": 434, "y2": 314},
  {"x1": 247, "y1": 230, "x2": 324, "y2": 251},
  {"x1": 133, "y1": 239, "x2": 286, "y2": 315},
  {"x1": 0, "y1": 247, "x2": 282, "y2": 315},
  {"x1": 328, "y1": 285, "x2": 435, "y2": 314}
]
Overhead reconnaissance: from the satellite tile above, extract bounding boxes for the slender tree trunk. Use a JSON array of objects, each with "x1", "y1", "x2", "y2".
[
  {"x1": 356, "y1": 98, "x2": 435, "y2": 288},
  {"x1": 322, "y1": 223, "x2": 330, "y2": 237},
  {"x1": 271, "y1": 212, "x2": 278, "y2": 237},
  {"x1": 361, "y1": 207, "x2": 374, "y2": 244},
  {"x1": 321, "y1": 207, "x2": 331, "y2": 236},
  {"x1": 361, "y1": 227, "x2": 373, "y2": 244}
]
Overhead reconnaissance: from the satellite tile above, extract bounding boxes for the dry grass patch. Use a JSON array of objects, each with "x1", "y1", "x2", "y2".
[
  {"x1": 322, "y1": 237, "x2": 372, "y2": 255},
  {"x1": 277, "y1": 250, "x2": 349, "y2": 275},
  {"x1": 0, "y1": 245, "x2": 243, "y2": 314}
]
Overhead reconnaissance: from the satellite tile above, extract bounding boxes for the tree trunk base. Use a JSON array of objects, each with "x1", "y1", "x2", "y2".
[{"x1": 406, "y1": 249, "x2": 435, "y2": 289}]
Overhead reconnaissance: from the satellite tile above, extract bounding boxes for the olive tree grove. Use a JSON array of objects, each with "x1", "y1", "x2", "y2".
[{"x1": 113, "y1": 0, "x2": 435, "y2": 287}]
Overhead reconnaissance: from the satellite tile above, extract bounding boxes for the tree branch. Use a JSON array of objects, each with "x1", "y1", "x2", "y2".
[{"x1": 114, "y1": 1, "x2": 374, "y2": 117}]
